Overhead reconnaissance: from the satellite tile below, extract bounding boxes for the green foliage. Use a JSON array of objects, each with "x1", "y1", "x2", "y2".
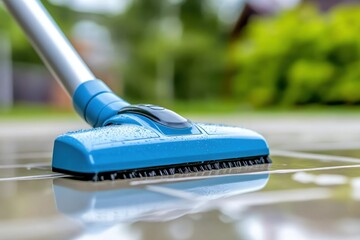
[
  {"x1": 232, "y1": 4, "x2": 360, "y2": 107},
  {"x1": 0, "y1": 1, "x2": 80, "y2": 64},
  {"x1": 1, "y1": 0, "x2": 227, "y2": 104},
  {"x1": 108, "y1": 0, "x2": 226, "y2": 101},
  {"x1": 0, "y1": 5, "x2": 38, "y2": 63},
  {"x1": 4, "y1": 0, "x2": 360, "y2": 108}
]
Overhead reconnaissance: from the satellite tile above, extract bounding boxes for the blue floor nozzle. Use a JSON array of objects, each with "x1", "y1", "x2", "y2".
[{"x1": 53, "y1": 81, "x2": 271, "y2": 180}]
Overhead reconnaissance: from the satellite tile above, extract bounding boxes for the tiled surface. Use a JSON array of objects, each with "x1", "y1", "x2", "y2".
[{"x1": 1, "y1": 115, "x2": 360, "y2": 240}]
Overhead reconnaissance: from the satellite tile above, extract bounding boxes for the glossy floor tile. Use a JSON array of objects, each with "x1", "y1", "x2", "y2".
[{"x1": 1, "y1": 116, "x2": 360, "y2": 240}]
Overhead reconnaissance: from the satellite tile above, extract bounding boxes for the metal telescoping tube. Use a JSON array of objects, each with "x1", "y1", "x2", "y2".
[{"x1": 3, "y1": 0, "x2": 95, "y2": 95}]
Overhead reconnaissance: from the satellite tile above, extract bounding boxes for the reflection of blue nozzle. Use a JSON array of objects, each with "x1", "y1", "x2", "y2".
[{"x1": 53, "y1": 172, "x2": 270, "y2": 223}]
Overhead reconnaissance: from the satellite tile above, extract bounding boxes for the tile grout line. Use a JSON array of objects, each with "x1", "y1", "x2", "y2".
[
  {"x1": 0, "y1": 163, "x2": 49, "y2": 169},
  {"x1": 2, "y1": 163, "x2": 360, "y2": 182},
  {"x1": 0, "y1": 173, "x2": 70, "y2": 181},
  {"x1": 146, "y1": 185, "x2": 201, "y2": 200},
  {"x1": 2, "y1": 149, "x2": 360, "y2": 182},
  {"x1": 131, "y1": 164, "x2": 360, "y2": 185},
  {"x1": 275, "y1": 141, "x2": 360, "y2": 151},
  {"x1": 271, "y1": 149, "x2": 360, "y2": 163}
]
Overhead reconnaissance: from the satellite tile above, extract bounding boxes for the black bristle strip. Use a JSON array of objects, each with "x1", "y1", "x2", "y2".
[{"x1": 53, "y1": 155, "x2": 271, "y2": 181}]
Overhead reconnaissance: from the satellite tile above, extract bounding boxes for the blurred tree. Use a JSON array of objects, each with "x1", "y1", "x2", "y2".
[
  {"x1": 0, "y1": 1, "x2": 100, "y2": 107},
  {"x1": 232, "y1": 4, "x2": 360, "y2": 107},
  {"x1": 107, "y1": 0, "x2": 227, "y2": 102},
  {"x1": 0, "y1": 1, "x2": 77, "y2": 64},
  {"x1": 7, "y1": 0, "x2": 360, "y2": 109},
  {"x1": 1, "y1": 0, "x2": 230, "y2": 105}
]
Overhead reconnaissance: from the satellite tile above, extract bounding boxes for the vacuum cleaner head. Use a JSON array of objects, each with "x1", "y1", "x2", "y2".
[
  {"x1": 53, "y1": 106, "x2": 270, "y2": 180},
  {"x1": 4, "y1": 0, "x2": 271, "y2": 182}
]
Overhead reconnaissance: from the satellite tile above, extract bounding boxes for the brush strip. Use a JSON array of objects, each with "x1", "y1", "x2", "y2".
[{"x1": 53, "y1": 155, "x2": 271, "y2": 181}]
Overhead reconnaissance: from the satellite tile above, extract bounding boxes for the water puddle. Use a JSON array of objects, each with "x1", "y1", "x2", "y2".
[
  {"x1": 308, "y1": 149, "x2": 360, "y2": 159},
  {"x1": 292, "y1": 172, "x2": 349, "y2": 186},
  {"x1": 3, "y1": 118, "x2": 360, "y2": 239},
  {"x1": 2, "y1": 151, "x2": 360, "y2": 239}
]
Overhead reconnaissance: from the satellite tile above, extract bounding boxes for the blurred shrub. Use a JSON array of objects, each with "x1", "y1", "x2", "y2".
[
  {"x1": 232, "y1": 4, "x2": 360, "y2": 107},
  {"x1": 1, "y1": 0, "x2": 226, "y2": 104},
  {"x1": 108, "y1": 0, "x2": 226, "y2": 101}
]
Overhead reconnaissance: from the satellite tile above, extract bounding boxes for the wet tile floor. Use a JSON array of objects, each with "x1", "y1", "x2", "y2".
[{"x1": 1, "y1": 115, "x2": 360, "y2": 240}]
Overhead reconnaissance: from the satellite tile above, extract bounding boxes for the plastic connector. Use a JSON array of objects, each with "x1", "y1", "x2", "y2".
[{"x1": 72, "y1": 80, "x2": 129, "y2": 127}]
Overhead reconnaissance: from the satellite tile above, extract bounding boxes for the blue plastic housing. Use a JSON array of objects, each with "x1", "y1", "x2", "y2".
[
  {"x1": 53, "y1": 80, "x2": 270, "y2": 176},
  {"x1": 52, "y1": 119, "x2": 269, "y2": 175}
]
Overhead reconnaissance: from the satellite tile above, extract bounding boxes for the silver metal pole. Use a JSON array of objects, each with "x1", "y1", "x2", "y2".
[{"x1": 3, "y1": 0, "x2": 95, "y2": 95}]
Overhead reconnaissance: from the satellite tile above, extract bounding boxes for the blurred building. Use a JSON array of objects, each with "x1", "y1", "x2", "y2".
[
  {"x1": 0, "y1": 33, "x2": 12, "y2": 109},
  {"x1": 2, "y1": 1, "x2": 121, "y2": 109}
]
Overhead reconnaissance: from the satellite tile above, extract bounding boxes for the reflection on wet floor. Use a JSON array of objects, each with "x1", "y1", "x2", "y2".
[
  {"x1": 2, "y1": 164, "x2": 360, "y2": 240},
  {"x1": 309, "y1": 149, "x2": 360, "y2": 159},
  {"x1": 54, "y1": 171, "x2": 269, "y2": 222},
  {"x1": 2, "y1": 119, "x2": 360, "y2": 239}
]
